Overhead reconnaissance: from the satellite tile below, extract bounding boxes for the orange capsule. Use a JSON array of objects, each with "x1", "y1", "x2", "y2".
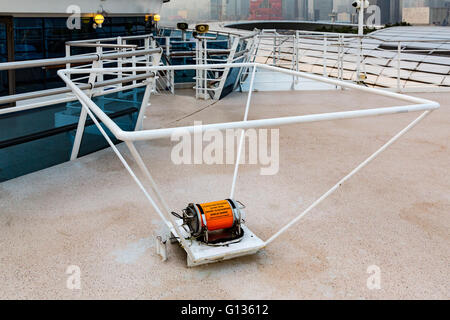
[{"x1": 197, "y1": 200, "x2": 235, "y2": 231}]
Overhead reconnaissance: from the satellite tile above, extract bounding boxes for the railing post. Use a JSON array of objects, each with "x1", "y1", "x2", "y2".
[
  {"x1": 132, "y1": 47, "x2": 137, "y2": 86},
  {"x1": 65, "y1": 44, "x2": 71, "y2": 82},
  {"x1": 117, "y1": 37, "x2": 123, "y2": 95},
  {"x1": 292, "y1": 33, "x2": 298, "y2": 89},
  {"x1": 165, "y1": 36, "x2": 170, "y2": 57},
  {"x1": 214, "y1": 36, "x2": 239, "y2": 100},
  {"x1": 195, "y1": 38, "x2": 209, "y2": 100},
  {"x1": 357, "y1": 4, "x2": 364, "y2": 83},
  {"x1": 397, "y1": 41, "x2": 402, "y2": 93},
  {"x1": 96, "y1": 42, "x2": 104, "y2": 93},
  {"x1": 295, "y1": 31, "x2": 299, "y2": 75},
  {"x1": 273, "y1": 34, "x2": 277, "y2": 65},
  {"x1": 338, "y1": 35, "x2": 344, "y2": 89},
  {"x1": 195, "y1": 38, "x2": 199, "y2": 99},
  {"x1": 171, "y1": 70, "x2": 175, "y2": 94},
  {"x1": 144, "y1": 36, "x2": 150, "y2": 68},
  {"x1": 203, "y1": 39, "x2": 208, "y2": 99},
  {"x1": 323, "y1": 35, "x2": 328, "y2": 77},
  {"x1": 135, "y1": 79, "x2": 153, "y2": 131},
  {"x1": 70, "y1": 60, "x2": 100, "y2": 161}
]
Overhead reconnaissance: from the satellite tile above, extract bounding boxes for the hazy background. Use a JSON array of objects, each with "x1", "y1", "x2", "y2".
[{"x1": 161, "y1": 0, "x2": 450, "y2": 25}]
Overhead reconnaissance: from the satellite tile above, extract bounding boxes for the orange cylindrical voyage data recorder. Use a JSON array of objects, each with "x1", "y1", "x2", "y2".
[{"x1": 172, "y1": 199, "x2": 245, "y2": 244}]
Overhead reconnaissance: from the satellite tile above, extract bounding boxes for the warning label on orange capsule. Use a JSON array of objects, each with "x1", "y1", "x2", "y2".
[{"x1": 198, "y1": 200, "x2": 234, "y2": 231}]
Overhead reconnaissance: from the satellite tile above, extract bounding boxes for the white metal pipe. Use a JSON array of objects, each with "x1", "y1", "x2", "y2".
[
  {"x1": 68, "y1": 43, "x2": 137, "y2": 49},
  {"x1": 66, "y1": 33, "x2": 153, "y2": 45},
  {"x1": 70, "y1": 105, "x2": 88, "y2": 161},
  {"x1": 0, "y1": 48, "x2": 161, "y2": 71},
  {"x1": 357, "y1": 6, "x2": 364, "y2": 82},
  {"x1": 323, "y1": 36, "x2": 328, "y2": 77},
  {"x1": 58, "y1": 71, "x2": 131, "y2": 138},
  {"x1": 135, "y1": 81, "x2": 152, "y2": 131},
  {"x1": 230, "y1": 67, "x2": 257, "y2": 199},
  {"x1": 0, "y1": 81, "x2": 148, "y2": 116},
  {"x1": 264, "y1": 110, "x2": 433, "y2": 245},
  {"x1": 53, "y1": 35, "x2": 444, "y2": 258},
  {"x1": 70, "y1": 60, "x2": 99, "y2": 160},
  {"x1": 358, "y1": 6, "x2": 364, "y2": 36},
  {"x1": 58, "y1": 63, "x2": 439, "y2": 144},
  {"x1": 61, "y1": 63, "x2": 437, "y2": 105},
  {"x1": 116, "y1": 103, "x2": 438, "y2": 142},
  {"x1": 397, "y1": 42, "x2": 402, "y2": 93},
  {"x1": 81, "y1": 105, "x2": 170, "y2": 228},
  {"x1": 125, "y1": 141, "x2": 196, "y2": 261},
  {"x1": 79, "y1": 103, "x2": 197, "y2": 263},
  {"x1": 125, "y1": 141, "x2": 172, "y2": 216}
]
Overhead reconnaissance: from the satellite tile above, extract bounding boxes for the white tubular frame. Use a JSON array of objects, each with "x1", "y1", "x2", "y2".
[{"x1": 58, "y1": 62, "x2": 439, "y2": 263}]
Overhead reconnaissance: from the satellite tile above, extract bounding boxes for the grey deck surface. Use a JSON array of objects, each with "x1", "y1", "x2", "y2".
[{"x1": 0, "y1": 89, "x2": 448, "y2": 299}]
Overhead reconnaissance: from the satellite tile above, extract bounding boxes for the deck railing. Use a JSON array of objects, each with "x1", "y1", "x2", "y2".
[
  {"x1": 0, "y1": 39, "x2": 162, "y2": 113},
  {"x1": 58, "y1": 62, "x2": 439, "y2": 264},
  {"x1": 251, "y1": 30, "x2": 450, "y2": 92}
]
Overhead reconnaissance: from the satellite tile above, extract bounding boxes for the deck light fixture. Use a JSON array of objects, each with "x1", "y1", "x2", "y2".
[{"x1": 94, "y1": 14, "x2": 105, "y2": 27}]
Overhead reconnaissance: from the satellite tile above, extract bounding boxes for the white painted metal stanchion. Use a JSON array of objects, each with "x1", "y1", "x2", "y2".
[
  {"x1": 264, "y1": 110, "x2": 432, "y2": 245},
  {"x1": 230, "y1": 66, "x2": 257, "y2": 199},
  {"x1": 58, "y1": 62, "x2": 439, "y2": 266},
  {"x1": 70, "y1": 60, "x2": 100, "y2": 161}
]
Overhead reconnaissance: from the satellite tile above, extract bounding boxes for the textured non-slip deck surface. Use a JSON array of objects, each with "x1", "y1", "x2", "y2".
[{"x1": 0, "y1": 89, "x2": 448, "y2": 299}]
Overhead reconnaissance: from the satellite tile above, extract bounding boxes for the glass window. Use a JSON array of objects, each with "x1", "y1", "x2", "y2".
[
  {"x1": 0, "y1": 88, "x2": 144, "y2": 182},
  {"x1": 0, "y1": 24, "x2": 6, "y2": 59},
  {"x1": 0, "y1": 23, "x2": 7, "y2": 97},
  {"x1": 44, "y1": 18, "x2": 72, "y2": 58},
  {"x1": 7, "y1": 16, "x2": 155, "y2": 95},
  {"x1": 14, "y1": 18, "x2": 44, "y2": 61}
]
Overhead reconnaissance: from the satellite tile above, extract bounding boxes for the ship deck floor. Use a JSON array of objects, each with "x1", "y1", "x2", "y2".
[{"x1": 0, "y1": 89, "x2": 448, "y2": 299}]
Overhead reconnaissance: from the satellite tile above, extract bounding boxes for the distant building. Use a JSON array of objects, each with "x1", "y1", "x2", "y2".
[
  {"x1": 240, "y1": 0, "x2": 251, "y2": 19},
  {"x1": 249, "y1": 0, "x2": 282, "y2": 20},
  {"x1": 366, "y1": 0, "x2": 403, "y2": 25},
  {"x1": 313, "y1": 0, "x2": 333, "y2": 21},
  {"x1": 334, "y1": 0, "x2": 352, "y2": 12},
  {"x1": 337, "y1": 12, "x2": 351, "y2": 23},
  {"x1": 333, "y1": 0, "x2": 403, "y2": 25},
  {"x1": 390, "y1": 0, "x2": 403, "y2": 24},
  {"x1": 403, "y1": 6, "x2": 450, "y2": 25},
  {"x1": 226, "y1": 0, "x2": 250, "y2": 20},
  {"x1": 282, "y1": 0, "x2": 297, "y2": 20},
  {"x1": 370, "y1": 0, "x2": 390, "y2": 25},
  {"x1": 281, "y1": 0, "x2": 309, "y2": 20},
  {"x1": 162, "y1": 0, "x2": 210, "y2": 21},
  {"x1": 210, "y1": 0, "x2": 225, "y2": 20},
  {"x1": 298, "y1": 0, "x2": 309, "y2": 20},
  {"x1": 403, "y1": 0, "x2": 450, "y2": 8}
]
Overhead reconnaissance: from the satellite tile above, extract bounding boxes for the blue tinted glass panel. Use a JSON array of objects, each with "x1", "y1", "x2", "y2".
[
  {"x1": 14, "y1": 18, "x2": 44, "y2": 61},
  {"x1": 0, "y1": 24, "x2": 7, "y2": 97},
  {"x1": 0, "y1": 88, "x2": 144, "y2": 182},
  {"x1": 0, "y1": 70, "x2": 7, "y2": 97},
  {"x1": 0, "y1": 24, "x2": 6, "y2": 58},
  {"x1": 44, "y1": 18, "x2": 73, "y2": 58}
]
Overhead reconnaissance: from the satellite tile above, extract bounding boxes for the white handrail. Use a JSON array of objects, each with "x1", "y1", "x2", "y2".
[
  {"x1": 58, "y1": 63, "x2": 439, "y2": 144},
  {"x1": 57, "y1": 62, "x2": 439, "y2": 263}
]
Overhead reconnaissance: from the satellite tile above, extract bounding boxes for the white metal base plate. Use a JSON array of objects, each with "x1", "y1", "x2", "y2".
[{"x1": 170, "y1": 221, "x2": 265, "y2": 267}]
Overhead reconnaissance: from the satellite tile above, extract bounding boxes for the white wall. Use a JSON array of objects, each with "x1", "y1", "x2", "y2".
[{"x1": 0, "y1": 0, "x2": 164, "y2": 15}]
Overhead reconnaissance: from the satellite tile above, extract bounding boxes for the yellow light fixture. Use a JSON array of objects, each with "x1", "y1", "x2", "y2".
[
  {"x1": 195, "y1": 24, "x2": 209, "y2": 34},
  {"x1": 81, "y1": 16, "x2": 91, "y2": 24},
  {"x1": 94, "y1": 14, "x2": 105, "y2": 25},
  {"x1": 153, "y1": 14, "x2": 161, "y2": 22}
]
